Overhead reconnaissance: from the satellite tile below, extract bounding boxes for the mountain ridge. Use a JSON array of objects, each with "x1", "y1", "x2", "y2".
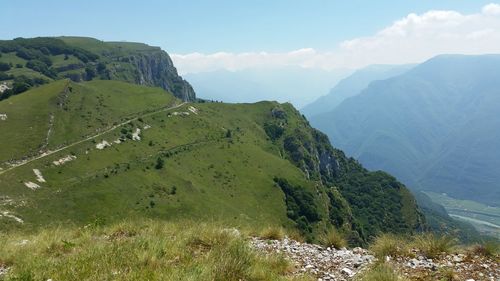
[
  {"x1": 309, "y1": 54, "x2": 500, "y2": 229},
  {"x1": 301, "y1": 64, "x2": 414, "y2": 117}
]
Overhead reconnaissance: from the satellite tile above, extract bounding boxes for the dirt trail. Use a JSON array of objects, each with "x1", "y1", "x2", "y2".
[{"x1": 0, "y1": 102, "x2": 186, "y2": 176}]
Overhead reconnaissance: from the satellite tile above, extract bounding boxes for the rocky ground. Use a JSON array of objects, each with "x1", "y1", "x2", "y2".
[
  {"x1": 0, "y1": 264, "x2": 8, "y2": 278},
  {"x1": 390, "y1": 252, "x2": 500, "y2": 281},
  {"x1": 250, "y1": 237, "x2": 375, "y2": 280},
  {"x1": 250, "y1": 237, "x2": 500, "y2": 281}
]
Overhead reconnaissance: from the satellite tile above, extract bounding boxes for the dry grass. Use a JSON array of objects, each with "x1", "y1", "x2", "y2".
[
  {"x1": 438, "y1": 267, "x2": 458, "y2": 281},
  {"x1": 411, "y1": 233, "x2": 455, "y2": 259},
  {"x1": 469, "y1": 240, "x2": 499, "y2": 258},
  {"x1": 259, "y1": 226, "x2": 286, "y2": 240},
  {"x1": 356, "y1": 263, "x2": 405, "y2": 281},
  {"x1": 0, "y1": 220, "x2": 311, "y2": 281}
]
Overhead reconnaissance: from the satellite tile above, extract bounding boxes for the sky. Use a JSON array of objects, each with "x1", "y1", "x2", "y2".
[{"x1": 3, "y1": 0, "x2": 500, "y2": 74}]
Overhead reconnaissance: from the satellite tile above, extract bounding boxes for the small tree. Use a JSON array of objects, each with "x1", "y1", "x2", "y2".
[
  {"x1": 155, "y1": 157, "x2": 165, "y2": 169},
  {"x1": 0, "y1": 62, "x2": 11, "y2": 71}
]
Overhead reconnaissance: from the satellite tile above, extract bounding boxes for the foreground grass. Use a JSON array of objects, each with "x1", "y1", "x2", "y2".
[
  {"x1": 369, "y1": 233, "x2": 458, "y2": 259},
  {"x1": 0, "y1": 220, "x2": 313, "y2": 281},
  {"x1": 356, "y1": 263, "x2": 405, "y2": 281},
  {"x1": 369, "y1": 234, "x2": 409, "y2": 259}
]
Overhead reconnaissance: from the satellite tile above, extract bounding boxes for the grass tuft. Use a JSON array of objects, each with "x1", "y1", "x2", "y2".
[
  {"x1": 321, "y1": 228, "x2": 347, "y2": 249},
  {"x1": 259, "y1": 226, "x2": 286, "y2": 240},
  {"x1": 469, "y1": 240, "x2": 499, "y2": 258},
  {"x1": 412, "y1": 233, "x2": 455, "y2": 259},
  {"x1": 357, "y1": 263, "x2": 404, "y2": 281},
  {"x1": 438, "y1": 267, "x2": 458, "y2": 281},
  {"x1": 369, "y1": 234, "x2": 408, "y2": 259}
]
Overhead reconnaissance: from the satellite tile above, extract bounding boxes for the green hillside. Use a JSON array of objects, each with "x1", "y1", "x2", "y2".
[
  {"x1": 0, "y1": 79, "x2": 424, "y2": 245},
  {"x1": 0, "y1": 37, "x2": 195, "y2": 101},
  {"x1": 0, "y1": 80, "x2": 176, "y2": 165}
]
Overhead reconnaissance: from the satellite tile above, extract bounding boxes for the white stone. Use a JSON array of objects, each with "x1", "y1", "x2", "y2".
[
  {"x1": 96, "y1": 140, "x2": 111, "y2": 150},
  {"x1": 53, "y1": 155, "x2": 76, "y2": 166},
  {"x1": 0, "y1": 211, "x2": 23, "y2": 223},
  {"x1": 33, "y1": 169, "x2": 46, "y2": 183},
  {"x1": 132, "y1": 128, "x2": 141, "y2": 141},
  {"x1": 341, "y1": 268, "x2": 355, "y2": 277},
  {"x1": 24, "y1": 181, "x2": 41, "y2": 190},
  {"x1": 188, "y1": 106, "x2": 199, "y2": 115}
]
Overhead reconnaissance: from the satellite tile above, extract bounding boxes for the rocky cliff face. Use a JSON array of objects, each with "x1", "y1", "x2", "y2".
[
  {"x1": 132, "y1": 50, "x2": 196, "y2": 102},
  {"x1": 0, "y1": 37, "x2": 197, "y2": 101}
]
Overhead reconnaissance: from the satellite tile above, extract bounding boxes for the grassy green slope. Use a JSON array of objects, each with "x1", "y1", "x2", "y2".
[
  {"x1": 0, "y1": 82, "x2": 329, "y2": 239},
  {"x1": 0, "y1": 80, "x2": 424, "y2": 245},
  {"x1": 0, "y1": 80, "x2": 176, "y2": 166}
]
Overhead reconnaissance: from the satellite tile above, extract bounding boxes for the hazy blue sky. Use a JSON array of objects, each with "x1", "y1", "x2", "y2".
[
  {"x1": 3, "y1": 1, "x2": 500, "y2": 73},
  {"x1": 1, "y1": 0, "x2": 495, "y2": 53}
]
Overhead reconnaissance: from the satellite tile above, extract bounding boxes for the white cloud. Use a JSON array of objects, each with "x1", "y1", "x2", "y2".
[
  {"x1": 172, "y1": 3, "x2": 500, "y2": 74},
  {"x1": 171, "y1": 48, "x2": 325, "y2": 74},
  {"x1": 482, "y1": 3, "x2": 500, "y2": 16}
]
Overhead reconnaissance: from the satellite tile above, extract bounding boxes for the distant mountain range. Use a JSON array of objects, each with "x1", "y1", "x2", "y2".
[
  {"x1": 184, "y1": 66, "x2": 350, "y2": 108},
  {"x1": 301, "y1": 64, "x2": 414, "y2": 117},
  {"x1": 309, "y1": 55, "x2": 500, "y2": 208}
]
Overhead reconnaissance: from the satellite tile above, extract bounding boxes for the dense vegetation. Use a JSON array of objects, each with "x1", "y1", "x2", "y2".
[
  {"x1": 262, "y1": 104, "x2": 424, "y2": 244},
  {"x1": 274, "y1": 178, "x2": 321, "y2": 235}
]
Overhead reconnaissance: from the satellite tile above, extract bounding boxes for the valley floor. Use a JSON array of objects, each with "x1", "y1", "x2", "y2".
[{"x1": 425, "y1": 192, "x2": 500, "y2": 239}]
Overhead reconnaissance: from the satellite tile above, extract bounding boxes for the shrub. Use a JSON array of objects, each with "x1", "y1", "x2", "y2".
[
  {"x1": 469, "y1": 240, "x2": 499, "y2": 258},
  {"x1": 369, "y1": 234, "x2": 408, "y2": 259},
  {"x1": 321, "y1": 228, "x2": 347, "y2": 249},
  {"x1": 412, "y1": 233, "x2": 455, "y2": 259},
  {"x1": 0, "y1": 72, "x2": 12, "y2": 81},
  {"x1": 264, "y1": 122, "x2": 284, "y2": 141},
  {"x1": 154, "y1": 157, "x2": 165, "y2": 169},
  {"x1": 0, "y1": 62, "x2": 11, "y2": 71}
]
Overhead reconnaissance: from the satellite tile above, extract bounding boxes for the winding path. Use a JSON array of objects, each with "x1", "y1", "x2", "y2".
[{"x1": 0, "y1": 102, "x2": 186, "y2": 176}]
